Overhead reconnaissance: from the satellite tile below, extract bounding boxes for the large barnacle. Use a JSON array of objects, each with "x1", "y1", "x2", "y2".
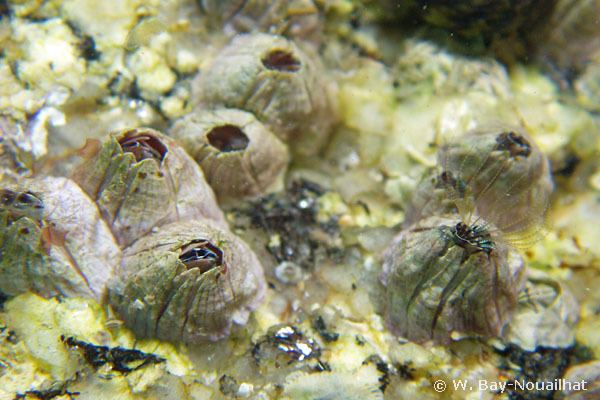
[
  {"x1": 107, "y1": 220, "x2": 266, "y2": 343},
  {"x1": 380, "y1": 215, "x2": 526, "y2": 344},
  {"x1": 192, "y1": 33, "x2": 335, "y2": 156},
  {"x1": 437, "y1": 128, "x2": 553, "y2": 237},
  {"x1": 170, "y1": 108, "x2": 289, "y2": 201},
  {"x1": 0, "y1": 177, "x2": 120, "y2": 301},
  {"x1": 71, "y1": 128, "x2": 227, "y2": 246},
  {"x1": 197, "y1": 0, "x2": 322, "y2": 43}
]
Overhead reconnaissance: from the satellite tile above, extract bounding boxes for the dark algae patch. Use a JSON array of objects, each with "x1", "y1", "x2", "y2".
[
  {"x1": 61, "y1": 336, "x2": 165, "y2": 374},
  {"x1": 495, "y1": 343, "x2": 593, "y2": 400}
]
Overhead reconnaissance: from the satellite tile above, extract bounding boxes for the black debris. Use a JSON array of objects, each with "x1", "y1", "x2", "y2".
[
  {"x1": 312, "y1": 315, "x2": 339, "y2": 343},
  {"x1": 61, "y1": 335, "x2": 165, "y2": 374},
  {"x1": 78, "y1": 35, "x2": 101, "y2": 61},
  {"x1": 495, "y1": 343, "x2": 593, "y2": 400},
  {"x1": 232, "y1": 180, "x2": 341, "y2": 270},
  {"x1": 363, "y1": 354, "x2": 390, "y2": 392},
  {"x1": 15, "y1": 381, "x2": 79, "y2": 400},
  {"x1": 219, "y1": 374, "x2": 239, "y2": 397}
]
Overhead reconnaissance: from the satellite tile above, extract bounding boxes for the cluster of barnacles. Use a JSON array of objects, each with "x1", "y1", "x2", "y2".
[{"x1": 380, "y1": 128, "x2": 555, "y2": 344}]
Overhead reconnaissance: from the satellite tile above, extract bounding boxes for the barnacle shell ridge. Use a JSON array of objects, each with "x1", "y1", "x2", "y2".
[
  {"x1": 107, "y1": 220, "x2": 266, "y2": 344},
  {"x1": 170, "y1": 108, "x2": 289, "y2": 200}
]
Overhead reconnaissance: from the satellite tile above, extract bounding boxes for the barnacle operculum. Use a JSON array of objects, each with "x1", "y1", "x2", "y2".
[
  {"x1": 495, "y1": 131, "x2": 531, "y2": 158},
  {"x1": 262, "y1": 49, "x2": 302, "y2": 72},
  {"x1": 381, "y1": 215, "x2": 525, "y2": 344},
  {"x1": 438, "y1": 128, "x2": 553, "y2": 233},
  {"x1": 171, "y1": 109, "x2": 289, "y2": 200},
  {"x1": 118, "y1": 131, "x2": 168, "y2": 162},
  {"x1": 0, "y1": 177, "x2": 120, "y2": 301},
  {"x1": 71, "y1": 127, "x2": 226, "y2": 246},
  {"x1": 179, "y1": 239, "x2": 223, "y2": 273},
  {"x1": 192, "y1": 33, "x2": 335, "y2": 155},
  {"x1": 107, "y1": 220, "x2": 266, "y2": 344}
]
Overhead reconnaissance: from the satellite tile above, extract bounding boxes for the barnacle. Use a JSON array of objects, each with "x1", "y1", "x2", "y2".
[
  {"x1": 170, "y1": 108, "x2": 289, "y2": 200},
  {"x1": 437, "y1": 128, "x2": 553, "y2": 238},
  {"x1": 71, "y1": 128, "x2": 227, "y2": 246},
  {"x1": 107, "y1": 220, "x2": 266, "y2": 343},
  {"x1": 192, "y1": 33, "x2": 335, "y2": 156},
  {"x1": 0, "y1": 177, "x2": 120, "y2": 301},
  {"x1": 381, "y1": 214, "x2": 526, "y2": 344},
  {"x1": 282, "y1": 369, "x2": 383, "y2": 400},
  {"x1": 505, "y1": 272, "x2": 579, "y2": 350},
  {"x1": 197, "y1": 0, "x2": 322, "y2": 42}
]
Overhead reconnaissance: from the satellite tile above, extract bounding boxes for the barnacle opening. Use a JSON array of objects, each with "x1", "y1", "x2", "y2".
[
  {"x1": 179, "y1": 239, "x2": 224, "y2": 273},
  {"x1": 450, "y1": 222, "x2": 495, "y2": 255},
  {"x1": 495, "y1": 131, "x2": 531, "y2": 158},
  {"x1": 207, "y1": 125, "x2": 250, "y2": 152},
  {"x1": 261, "y1": 49, "x2": 301, "y2": 72},
  {"x1": 119, "y1": 132, "x2": 168, "y2": 162},
  {"x1": 1, "y1": 189, "x2": 44, "y2": 223}
]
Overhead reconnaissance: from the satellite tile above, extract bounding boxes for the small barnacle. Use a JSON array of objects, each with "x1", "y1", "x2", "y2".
[
  {"x1": 282, "y1": 369, "x2": 383, "y2": 400},
  {"x1": 107, "y1": 220, "x2": 266, "y2": 343},
  {"x1": 380, "y1": 214, "x2": 526, "y2": 344},
  {"x1": 71, "y1": 128, "x2": 227, "y2": 246},
  {"x1": 197, "y1": 0, "x2": 322, "y2": 43},
  {"x1": 192, "y1": 33, "x2": 335, "y2": 156},
  {"x1": 253, "y1": 325, "x2": 321, "y2": 364},
  {"x1": 0, "y1": 177, "x2": 120, "y2": 301},
  {"x1": 505, "y1": 272, "x2": 579, "y2": 350},
  {"x1": 170, "y1": 108, "x2": 289, "y2": 200},
  {"x1": 437, "y1": 128, "x2": 553, "y2": 238}
]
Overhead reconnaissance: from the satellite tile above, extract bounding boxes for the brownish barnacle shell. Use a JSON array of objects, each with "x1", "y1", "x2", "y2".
[
  {"x1": 0, "y1": 177, "x2": 120, "y2": 301},
  {"x1": 198, "y1": 0, "x2": 322, "y2": 43},
  {"x1": 192, "y1": 33, "x2": 335, "y2": 156},
  {"x1": 71, "y1": 128, "x2": 227, "y2": 247},
  {"x1": 380, "y1": 215, "x2": 526, "y2": 344},
  {"x1": 170, "y1": 108, "x2": 289, "y2": 201},
  {"x1": 438, "y1": 129, "x2": 553, "y2": 233},
  {"x1": 107, "y1": 220, "x2": 266, "y2": 343}
]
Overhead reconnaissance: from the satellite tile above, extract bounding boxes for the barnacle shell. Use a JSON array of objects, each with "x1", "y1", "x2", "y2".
[
  {"x1": 107, "y1": 220, "x2": 266, "y2": 343},
  {"x1": 381, "y1": 215, "x2": 526, "y2": 344},
  {"x1": 170, "y1": 108, "x2": 289, "y2": 200},
  {"x1": 198, "y1": 0, "x2": 322, "y2": 42},
  {"x1": 438, "y1": 129, "x2": 553, "y2": 233},
  {"x1": 505, "y1": 272, "x2": 579, "y2": 350},
  {"x1": 0, "y1": 177, "x2": 120, "y2": 301},
  {"x1": 192, "y1": 33, "x2": 335, "y2": 156},
  {"x1": 71, "y1": 128, "x2": 227, "y2": 247},
  {"x1": 282, "y1": 369, "x2": 383, "y2": 400},
  {"x1": 0, "y1": 114, "x2": 34, "y2": 180}
]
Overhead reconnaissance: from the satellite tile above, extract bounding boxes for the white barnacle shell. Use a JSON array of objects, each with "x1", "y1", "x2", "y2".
[
  {"x1": 282, "y1": 369, "x2": 383, "y2": 400},
  {"x1": 197, "y1": 0, "x2": 322, "y2": 43},
  {"x1": 192, "y1": 33, "x2": 335, "y2": 156},
  {"x1": 107, "y1": 220, "x2": 266, "y2": 343},
  {"x1": 381, "y1": 214, "x2": 526, "y2": 344},
  {"x1": 0, "y1": 176, "x2": 120, "y2": 301},
  {"x1": 170, "y1": 108, "x2": 289, "y2": 201},
  {"x1": 437, "y1": 128, "x2": 554, "y2": 235},
  {"x1": 505, "y1": 270, "x2": 579, "y2": 350},
  {"x1": 71, "y1": 128, "x2": 227, "y2": 247}
]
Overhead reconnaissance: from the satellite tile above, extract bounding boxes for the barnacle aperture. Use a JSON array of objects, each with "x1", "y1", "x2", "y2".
[
  {"x1": 192, "y1": 33, "x2": 335, "y2": 156},
  {"x1": 107, "y1": 220, "x2": 266, "y2": 344},
  {"x1": 171, "y1": 109, "x2": 289, "y2": 200},
  {"x1": 0, "y1": 177, "x2": 120, "y2": 301},
  {"x1": 437, "y1": 128, "x2": 553, "y2": 234},
  {"x1": 71, "y1": 128, "x2": 227, "y2": 246},
  {"x1": 381, "y1": 215, "x2": 525, "y2": 344}
]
